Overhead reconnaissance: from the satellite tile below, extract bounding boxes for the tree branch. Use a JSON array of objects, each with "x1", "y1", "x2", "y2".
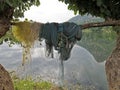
[
  {"x1": 81, "y1": 20, "x2": 120, "y2": 29},
  {"x1": 11, "y1": 20, "x2": 120, "y2": 30}
]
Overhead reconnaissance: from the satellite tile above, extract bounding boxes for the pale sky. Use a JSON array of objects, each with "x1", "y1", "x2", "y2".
[{"x1": 24, "y1": 0, "x2": 77, "y2": 23}]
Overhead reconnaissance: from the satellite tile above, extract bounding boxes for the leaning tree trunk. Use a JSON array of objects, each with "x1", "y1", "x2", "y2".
[
  {"x1": 105, "y1": 31, "x2": 120, "y2": 90},
  {"x1": 0, "y1": 4, "x2": 13, "y2": 38},
  {"x1": 0, "y1": 4, "x2": 14, "y2": 90}
]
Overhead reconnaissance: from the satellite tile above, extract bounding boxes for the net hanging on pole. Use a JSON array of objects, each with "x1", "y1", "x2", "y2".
[{"x1": 12, "y1": 21, "x2": 82, "y2": 65}]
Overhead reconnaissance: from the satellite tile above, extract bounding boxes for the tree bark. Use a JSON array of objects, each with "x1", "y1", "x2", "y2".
[
  {"x1": 105, "y1": 31, "x2": 120, "y2": 90},
  {"x1": 81, "y1": 20, "x2": 120, "y2": 29},
  {"x1": 0, "y1": 64, "x2": 14, "y2": 90},
  {"x1": 0, "y1": 6, "x2": 14, "y2": 90},
  {"x1": 0, "y1": 5, "x2": 13, "y2": 38},
  {"x1": 0, "y1": 18, "x2": 11, "y2": 38}
]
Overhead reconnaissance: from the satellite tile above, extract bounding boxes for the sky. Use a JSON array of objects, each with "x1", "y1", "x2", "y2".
[{"x1": 24, "y1": 0, "x2": 77, "y2": 23}]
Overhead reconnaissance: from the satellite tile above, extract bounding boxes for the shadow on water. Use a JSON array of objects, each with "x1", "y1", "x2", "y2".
[{"x1": 0, "y1": 42, "x2": 108, "y2": 90}]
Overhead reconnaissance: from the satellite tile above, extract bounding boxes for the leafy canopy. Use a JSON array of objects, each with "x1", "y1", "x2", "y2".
[
  {"x1": 59, "y1": 0, "x2": 120, "y2": 20},
  {"x1": 0, "y1": 0, "x2": 40, "y2": 18}
]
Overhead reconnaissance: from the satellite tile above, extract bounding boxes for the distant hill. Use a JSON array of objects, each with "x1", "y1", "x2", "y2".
[
  {"x1": 68, "y1": 14, "x2": 104, "y2": 25},
  {"x1": 68, "y1": 15, "x2": 116, "y2": 62}
]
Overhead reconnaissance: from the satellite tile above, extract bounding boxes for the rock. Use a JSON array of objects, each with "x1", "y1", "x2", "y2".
[{"x1": 0, "y1": 64, "x2": 14, "y2": 90}]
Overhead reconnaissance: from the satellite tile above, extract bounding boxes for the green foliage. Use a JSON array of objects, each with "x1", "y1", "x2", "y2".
[
  {"x1": 0, "y1": 0, "x2": 40, "y2": 18},
  {"x1": 78, "y1": 27, "x2": 117, "y2": 62},
  {"x1": 0, "y1": 29, "x2": 19, "y2": 46},
  {"x1": 10, "y1": 71, "x2": 97, "y2": 90},
  {"x1": 59, "y1": 0, "x2": 120, "y2": 20},
  {"x1": 14, "y1": 79, "x2": 53, "y2": 90},
  {"x1": 13, "y1": 77, "x2": 97, "y2": 90},
  {"x1": 10, "y1": 71, "x2": 54, "y2": 90}
]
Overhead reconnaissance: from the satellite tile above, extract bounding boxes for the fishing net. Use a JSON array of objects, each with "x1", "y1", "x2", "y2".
[
  {"x1": 40, "y1": 22, "x2": 82, "y2": 60},
  {"x1": 12, "y1": 21, "x2": 82, "y2": 65},
  {"x1": 12, "y1": 21, "x2": 41, "y2": 65}
]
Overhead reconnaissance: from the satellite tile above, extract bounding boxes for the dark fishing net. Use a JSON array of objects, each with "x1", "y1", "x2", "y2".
[{"x1": 39, "y1": 22, "x2": 82, "y2": 60}]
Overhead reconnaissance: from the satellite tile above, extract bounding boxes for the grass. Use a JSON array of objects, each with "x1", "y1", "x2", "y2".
[
  {"x1": 10, "y1": 71, "x2": 97, "y2": 90},
  {"x1": 14, "y1": 79, "x2": 54, "y2": 90},
  {"x1": 13, "y1": 78, "x2": 97, "y2": 90},
  {"x1": 11, "y1": 72, "x2": 66, "y2": 90}
]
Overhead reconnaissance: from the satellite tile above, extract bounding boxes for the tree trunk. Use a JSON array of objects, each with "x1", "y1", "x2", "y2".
[
  {"x1": 0, "y1": 6, "x2": 14, "y2": 90},
  {"x1": 105, "y1": 31, "x2": 120, "y2": 90},
  {"x1": 0, "y1": 18, "x2": 10, "y2": 38},
  {"x1": 0, "y1": 5, "x2": 13, "y2": 38},
  {"x1": 0, "y1": 64, "x2": 14, "y2": 90}
]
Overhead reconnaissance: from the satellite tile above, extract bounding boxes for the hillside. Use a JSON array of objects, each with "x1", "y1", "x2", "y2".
[
  {"x1": 68, "y1": 15, "x2": 116, "y2": 62},
  {"x1": 68, "y1": 14, "x2": 104, "y2": 25}
]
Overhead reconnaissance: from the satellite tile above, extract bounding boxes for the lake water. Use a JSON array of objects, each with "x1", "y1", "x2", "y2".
[{"x1": 0, "y1": 42, "x2": 108, "y2": 90}]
